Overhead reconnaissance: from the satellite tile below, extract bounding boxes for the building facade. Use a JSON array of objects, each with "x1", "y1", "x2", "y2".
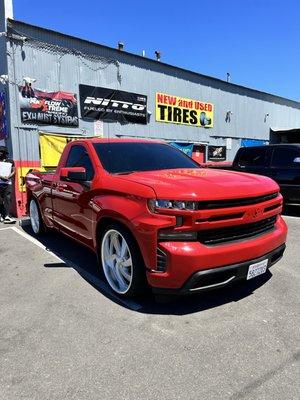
[{"x1": 1, "y1": 1, "x2": 300, "y2": 216}]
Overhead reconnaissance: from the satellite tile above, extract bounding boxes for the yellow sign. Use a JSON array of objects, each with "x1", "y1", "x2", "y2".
[
  {"x1": 40, "y1": 134, "x2": 70, "y2": 168},
  {"x1": 155, "y1": 92, "x2": 213, "y2": 128}
]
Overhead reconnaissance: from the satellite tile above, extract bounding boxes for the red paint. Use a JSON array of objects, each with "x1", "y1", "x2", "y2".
[{"x1": 25, "y1": 139, "x2": 287, "y2": 291}]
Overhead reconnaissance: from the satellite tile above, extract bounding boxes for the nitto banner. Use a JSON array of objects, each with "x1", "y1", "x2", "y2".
[
  {"x1": 208, "y1": 145, "x2": 227, "y2": 161},
  {"x1": 20, "y1": 86, "x2": 79, "y2": 127},
  {"x1": 79, "y1": 84, "x2": 148, "y2": 124},
  {"x1": 156, "y1": 92, "x2": 213, "y2": 128}
]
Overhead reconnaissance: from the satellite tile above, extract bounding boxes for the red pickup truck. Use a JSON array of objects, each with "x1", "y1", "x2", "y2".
[{"x1": 26, "y1": 139, "x2": 287, "y2": 298}]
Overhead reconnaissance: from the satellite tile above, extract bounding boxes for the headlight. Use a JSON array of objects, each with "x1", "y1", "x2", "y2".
[{"x1": 148, "y1": 199, "x2": 197, "y2": 212}]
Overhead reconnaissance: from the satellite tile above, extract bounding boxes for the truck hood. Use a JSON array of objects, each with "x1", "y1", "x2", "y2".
[{"x1": 116, "y1": 168, "x2": 279, "y2": 200}]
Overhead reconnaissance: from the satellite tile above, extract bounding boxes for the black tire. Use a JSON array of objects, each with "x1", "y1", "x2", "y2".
[
  {"x1": 99, "y1": 223, "x2": 147, "y2": 298},
  {"x1": 29, "y1": 198, "x2": 45, "y2": 236}
]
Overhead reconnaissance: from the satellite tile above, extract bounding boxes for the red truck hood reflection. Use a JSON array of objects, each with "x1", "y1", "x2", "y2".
[{"x1": 116, "y1": 168, "x2": 279, "y2": 200}]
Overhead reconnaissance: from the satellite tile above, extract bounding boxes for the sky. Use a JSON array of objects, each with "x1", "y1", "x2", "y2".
[{"x1": 12, "y1": 0, "x2": 300, "y2": 101}]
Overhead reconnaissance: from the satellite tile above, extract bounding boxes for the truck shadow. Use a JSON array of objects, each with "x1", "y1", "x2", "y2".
[
  {"x1": 21, "y1": 224, "x2": 273, "y2": 316},
  {"x1": 282, "y1": 205, "x2": 300, "y2": 217}
]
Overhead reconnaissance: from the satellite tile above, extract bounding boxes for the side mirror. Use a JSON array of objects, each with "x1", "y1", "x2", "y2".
[
  {"x1": 293, "y1": 157, "x2": 300, "y2": 163},
  {"x1": 60, "y1": 167, "x2": 87, "y2": 182}
]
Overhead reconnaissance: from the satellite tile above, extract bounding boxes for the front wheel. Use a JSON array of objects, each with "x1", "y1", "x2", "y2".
[
  {"x1": 100, "y1": 225, "x2": 146, "y2": 298},
  {"x1": 29, "y1": 198, "x2": 45, "y2": 236}
]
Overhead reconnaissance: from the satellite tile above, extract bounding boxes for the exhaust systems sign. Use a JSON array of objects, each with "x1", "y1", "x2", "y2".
[
  {"x1": 20, "y1": 86, "x2": 79, "y2": 127},
  {"x1": 156, "y1": 92, "x2": 213, "y2": 128},
  {"x1": 79, "y1": 85, "x2": 147, "y2": 124}
]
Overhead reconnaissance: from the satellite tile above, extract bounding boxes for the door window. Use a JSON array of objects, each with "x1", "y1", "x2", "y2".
[
  {"x1": 237, "y1": 147, "x2": 267, "y2": 167},
  {"x1": 65, "y1": 145, "x2": 95, "y2": 180},
  {"x1": 271, "y1": 147, "x2": 300, "y2": 168}
]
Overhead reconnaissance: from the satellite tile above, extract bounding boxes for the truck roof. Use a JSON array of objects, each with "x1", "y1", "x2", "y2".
[{"x1": 80, "y1": 138, "x2": 165, "y2": 144}]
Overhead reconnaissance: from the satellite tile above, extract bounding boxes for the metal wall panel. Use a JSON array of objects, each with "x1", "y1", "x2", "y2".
[{"x1": 5, "y1": 20, "x2": 300, "y2": 162}]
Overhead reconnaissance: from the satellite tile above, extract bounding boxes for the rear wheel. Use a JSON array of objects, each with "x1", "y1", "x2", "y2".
[
  {"x1": 29, "y1": 198, "x2": 45, "y2": 236},
  {"x1": 99, "y1": 225, "x2": 146, "y2": 298}
]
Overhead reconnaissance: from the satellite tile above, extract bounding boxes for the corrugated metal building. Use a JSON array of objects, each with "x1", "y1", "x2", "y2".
[{"x1": 1, "y1": 1, "x2": 300, "y2": 216}]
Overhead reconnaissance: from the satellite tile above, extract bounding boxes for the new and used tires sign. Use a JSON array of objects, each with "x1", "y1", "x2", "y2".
[
  {"x1": 19, "y1": 87, "x2": 79, "y2": 127},
  {"x1": 79, "y1": 85, "x2": 148, "y2": 124},
  {"x1": 156, "y1": 92, "x2": 214, "y2": 128}
]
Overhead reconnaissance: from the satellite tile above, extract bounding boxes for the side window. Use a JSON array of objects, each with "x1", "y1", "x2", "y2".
[
  {"x1": 271, "y1": 147, "x2": 300, "y2": 168},
  {"x1": 65, "y1": 145, "x2": 95, "y2": 180},
  {"x1": 237, "y1": 147, "x2": 267, "y2": 167}
]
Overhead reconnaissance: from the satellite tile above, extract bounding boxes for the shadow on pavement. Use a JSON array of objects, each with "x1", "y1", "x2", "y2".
[
  {"x1": 282, "y1": 205, "x2": 300, "y2": 217},
  {"x1": 22, "y1": 224, "x2": 273, "y2": 316}
]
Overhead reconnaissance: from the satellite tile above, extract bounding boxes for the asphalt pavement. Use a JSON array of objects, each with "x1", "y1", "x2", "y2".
[{"x1": 0, "y1": 210, "x2": 299, "y2": 400}]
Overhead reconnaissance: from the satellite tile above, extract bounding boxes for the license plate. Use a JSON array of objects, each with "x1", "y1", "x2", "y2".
[{"x1": 247, "y1": 259, "x2": 268, "y2": 280}]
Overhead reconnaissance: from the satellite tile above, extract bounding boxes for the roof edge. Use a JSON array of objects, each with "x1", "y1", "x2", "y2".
[{"x1": 7, "y1": 18, "x2": 300, "y2": 108}]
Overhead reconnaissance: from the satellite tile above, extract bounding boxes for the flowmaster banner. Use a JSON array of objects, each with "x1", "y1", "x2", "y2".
[
  {"x1": 156, "y1": 92, "x2": 213, "y2": 128},
  {"x1": 20, "y1": 85, "x2": 79, "y2": 127},
  {"x1": 79, "y1": 84, "x2": 148, "y2": 124}
]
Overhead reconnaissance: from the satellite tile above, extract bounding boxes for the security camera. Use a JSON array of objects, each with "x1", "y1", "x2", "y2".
[
  {"x1": 0, "y1": 74, "x2": 9, "y2": 83},
  {"x1": 23, "y1": 77, "x2": 36, "y2": 84}
]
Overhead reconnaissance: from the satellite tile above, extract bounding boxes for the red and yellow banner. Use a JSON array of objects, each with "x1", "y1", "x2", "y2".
[{"x1": 155, "y1": 92, "x2": 213, "y2": 128}]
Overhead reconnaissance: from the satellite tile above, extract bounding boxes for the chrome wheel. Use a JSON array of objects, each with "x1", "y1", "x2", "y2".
[
  {"x1": 30, "y1": 199, "x2": 40, "y2": 234},
  {"x1": 101, "y1": 229, "x2": 133, "y2": 294}
]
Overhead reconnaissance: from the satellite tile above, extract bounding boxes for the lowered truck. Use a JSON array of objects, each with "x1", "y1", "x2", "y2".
[{"x1": 26, "y1": 139, "x2": 287, "y2": 298}]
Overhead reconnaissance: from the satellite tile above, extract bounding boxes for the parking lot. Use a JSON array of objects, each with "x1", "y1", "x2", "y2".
[{"x1": 0, "y1": 210, "x2": 299, "y2": 400}]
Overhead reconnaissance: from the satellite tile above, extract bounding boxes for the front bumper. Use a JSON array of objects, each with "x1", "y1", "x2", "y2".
[
  {"x1": 146, "y1": 216, "x2": 287, "y2": 291},
  {"x1": 152, "y1": 243, "x2": 286, "y2": 295}
]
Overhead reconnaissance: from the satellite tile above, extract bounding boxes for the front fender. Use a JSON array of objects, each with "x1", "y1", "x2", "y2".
[{"x1": 91, "y1": 194, "x2": 175, "y2": 269}]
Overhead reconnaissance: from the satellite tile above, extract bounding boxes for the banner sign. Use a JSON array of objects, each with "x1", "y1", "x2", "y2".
[
  {"x1": 208, "y1": 145, "x2": 226, "y2": 161},
  {"x1": 20, "y1": 86, "x2": 79, "y2": 127},
  {"x1": 0, "y1": 92, "x2": 8, "y2": 140},
  {"x1": 241, "y1": 139, "x2": 268, "y2": 147},
  {"x1": 156, "y1": 92, "x2": 213, "y2": 128},
  {"x1": 79, "y1": 84, "x2": 148, "y2": 124},
  {"x1": 170, "y1": 142, "x2": 194, "y2": 157}
]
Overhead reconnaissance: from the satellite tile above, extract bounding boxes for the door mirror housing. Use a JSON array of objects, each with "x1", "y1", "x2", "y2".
[{"x1": 60, "y1": 167, "x2": 87, "y2": 182}]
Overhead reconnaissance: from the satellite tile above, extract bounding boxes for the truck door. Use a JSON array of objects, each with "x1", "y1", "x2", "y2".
[{"x1": 52, "y1": 144, "x2": 95, "y2": 247}]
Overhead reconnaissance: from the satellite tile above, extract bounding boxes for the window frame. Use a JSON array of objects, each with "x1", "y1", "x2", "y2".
[
  {"x1": 236, "y1": 147, "x2": 268, "y2": 168},
  {"x1": 270, "y1": 146, "x2": 300, "y2": 169},
  {"x1": 65, "y1": 144, "x2": 95, "y2": 181}
]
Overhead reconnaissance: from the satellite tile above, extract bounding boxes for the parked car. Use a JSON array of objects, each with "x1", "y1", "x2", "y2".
[
  {"x1": 232, "y1": 144, "x2": 300, "y2": 205},
  {"x1": 26, "y1": 139, "x2": 287, "y2": 298}
]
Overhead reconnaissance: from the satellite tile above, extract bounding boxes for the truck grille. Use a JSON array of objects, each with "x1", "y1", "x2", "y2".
[
  {"x1": 197, "y1": 192, "x2": 278, "y2": 210},
  {"x1": 198, "y1": 215, "x2": 277, "y2": 245}
]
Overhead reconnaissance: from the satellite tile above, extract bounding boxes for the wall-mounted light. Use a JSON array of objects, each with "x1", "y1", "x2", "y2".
[
  {"x1": 155, "y1": 51, "x2": 161, "y2": 61},
  {"x1": 117, "y1": 41, "x2": 124, "y2": 51},
  {"x1": 225, "y1": 110, "x2": 233, "y2": 123},
  {"x1": 264, "y1": 113, "x2": 269, "y2": 123}
]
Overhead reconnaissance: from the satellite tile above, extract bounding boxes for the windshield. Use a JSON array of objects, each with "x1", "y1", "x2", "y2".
[{"x1": 93, "y1": 142, "x2": 200, "y2": 174}]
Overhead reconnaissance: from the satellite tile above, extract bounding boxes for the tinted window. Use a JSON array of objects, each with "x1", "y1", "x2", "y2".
[
  {"x1": 93, "y1": 142, "x2": 200, "y2": 174},
  {"x1": 271, "y1": 147, "x2": 300, "y2": 168},
  {"x1": 237, "y1": 147, "x2": 267, "y2": 167},
  {"x1": 66, "y1": 145, "x2": 95, "y2": 180}
]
